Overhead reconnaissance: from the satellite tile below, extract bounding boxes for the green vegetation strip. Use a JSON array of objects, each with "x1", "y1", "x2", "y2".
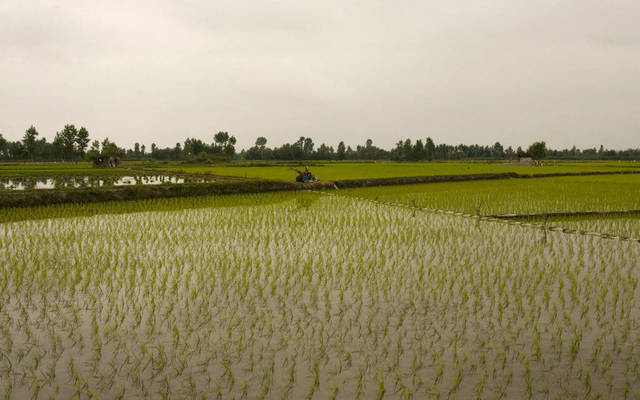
[
  {"x1": 337, "y1": 174, "x2": 640, "y2": 216},
  {"x1": 315, "y1": 190, "x2": 640, "y2": 243},
  {"x1": 164, "y1": 160, "x2": 640, "y2": 181},
  {"x1": 491, "y1": 209, "x2": 640, "y2": 219},
  {"x1": 2, "y1": 169, "x2": 640, "y2": 210},
  {"x1": 333, "y1": 170, "x2": 640, "y2": 188},
  {"x1": 0, "y1": 191, "x2": 303, "y2": 224},
  {"x1": 0, "y1": 180, "x2": 298, "y2": 208}
]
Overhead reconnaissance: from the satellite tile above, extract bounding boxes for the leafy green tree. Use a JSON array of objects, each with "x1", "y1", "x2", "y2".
[
  {"x1": 22, "y1": 125, "x2": 39, "y2": 160},
  {"x1": 224, "y1": 136, "x2": 237, "y2": 156},
  {"x1": 527, "y1": 141, "x2": 547, "y2": 160},
  {"x1": 54, "y1": 124, "x2": 78, "y2": 159},
  {"x1": 492, "y1": 142, "x2": 504, "y2": 159},
  {"x1": 183, "y1": 138, "x2": 207, "y2": 157},
  {"x1": 337, "y1": 141, "x2": 346, "y2": 160},
  {"x1": 0, "y1": 134, "x2": 7, "y2": 158},
  {"x1": 402, "y1": 139, "x2": 412, "y2": 160},
  {"x1": 52, "y1": 133, "x2": 65, "y2": 159},
  {"x1": 255, "y1": 137, "x2": 267, "y2": 148},
  {"x1": 101, "y1": 138, "x2": 125, "y2": 158},
  {"x1": 212, "y1": 131, "x2": 236, "y2": 156},
  {"x1": 303, "y1": 138, "x2": 314, "y2": 156},
  {"x1": 505, "y1": 146, "x2": 515, "y2": 160},
  {"x1": 86, "y1": 140, "x2": 101, "y2": 159},
  {"x1": 9, "y1": 141, "x2": 25, "y2": 159},
  {"x1": 214, "y1": 131, "x2": 230, "y2": 150},
  {"x1": 425, "y1": 137, "x2": 435, "y2": 161},
  {"x1": 413, "y1": 139, "x2": 424, "y2": 160},
  {"x1": 75, "y1": 127, "x2": 90, "y2": 158}
]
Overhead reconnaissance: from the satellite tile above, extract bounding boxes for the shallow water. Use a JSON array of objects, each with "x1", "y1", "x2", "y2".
[
  {"x1": 0, "y1": 175, "x2": 213, "y2": 190},
  {"x1": 2, "y1": 197, "x2": 640, "y2": 399}
]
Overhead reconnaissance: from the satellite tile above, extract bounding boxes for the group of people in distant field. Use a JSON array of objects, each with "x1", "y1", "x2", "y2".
[{"x1": 93, "y1": 156, "x2": 120, "y2": 168}]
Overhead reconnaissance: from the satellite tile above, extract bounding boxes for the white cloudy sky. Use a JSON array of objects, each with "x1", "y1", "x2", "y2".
[{"x1": 1, "y1": 0, "x2": 639, "y2": 150}]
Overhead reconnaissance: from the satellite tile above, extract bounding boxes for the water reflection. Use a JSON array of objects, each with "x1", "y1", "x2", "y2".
[{"x1": 0, "y1": 175, "x2": 214, "y2": 190}]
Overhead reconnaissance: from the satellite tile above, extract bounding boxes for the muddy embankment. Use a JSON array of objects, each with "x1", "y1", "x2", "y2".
[
  {"x1": 330, "y1": 172, "x2": 519, "y2": 188},
  {"x1": 329, "y1": 170, "x2": 640, "y2": 189},
  {"x1": 492, "y1": 209, "x2": 640, "y2": 220}
]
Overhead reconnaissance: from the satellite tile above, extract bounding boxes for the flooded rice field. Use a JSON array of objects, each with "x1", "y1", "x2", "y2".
[
  {"x1": 0, "y1": 175, "x2": 214, "y2": 190},
  {"x1": 1, "y1": 194, "x2": 639, "y2": 399}
]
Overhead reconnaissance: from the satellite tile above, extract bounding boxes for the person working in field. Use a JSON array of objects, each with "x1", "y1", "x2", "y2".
[{"x1": 293, "y1": 166, "x2": 317, "y2": 183}]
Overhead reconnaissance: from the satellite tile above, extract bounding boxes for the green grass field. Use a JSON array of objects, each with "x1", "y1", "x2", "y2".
[
  {"x1": 0, "y1": 191, "x2": 300, "y2": 223},
  {"x1": 3, "y1": 160, "x2": 640, "y2": 181},
  {"x1": 162, "y1": 160, "x2": 640, "y2": 181},
  {"x1": 338, "y1": 174, "x2": 640, "y2": 216}
]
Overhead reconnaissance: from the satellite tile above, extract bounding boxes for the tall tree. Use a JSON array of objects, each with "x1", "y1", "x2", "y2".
[
  {"x1": 255, "y1": 137, "x2": 267, "y2": 148},
  {"x1": 183, "y1": 138, "x2": 207, "y2": 157},
  {"x1": 22, "y1": 125, "x2": 39, "y2": 160},
  {"x1": 337, "y1": 141, "x2": 346, "y2": 160},
  {"x1": 57, "y1": 124, "x2": 78, "y2": 159},
  {"x1": 303, "y1": 137, "x2": 314, "y2": 155},
  {"x1": 0, "y1": 134, "x2": 8, "y2": 158},
  {"x1": 492, "y1": 142, "x2": 504, "y2": 158},
  {"x1": 75, "y1": 126, "x2": 90, "y2": 158},
  {"x1": 413, "y1": 139, "x2": 425, "y2": 160},
  {"x1": 402, "y1": 139, "x2": 412, "y2": 160},
  {"x1": 86, "y1": 140, "x2": 101, "y2": 159},
  {"x1": 527, "y1": 141, "x2": 547, "y2": 160},
  {"x1": 224, "y1": 136, "x2": 237, "y2": 156},
  {"x1": 425, "y1": 137, "x2": 435, "y2": 161},
  {"x1": 101, "y1": 138, "x2": 124, "y2": 158},
  {"x1": 214, "y1": 131, "x2": 230, "y2": 151},
  {"x1": 9, "y1": 142, "x2": 25, "y2": 159}
]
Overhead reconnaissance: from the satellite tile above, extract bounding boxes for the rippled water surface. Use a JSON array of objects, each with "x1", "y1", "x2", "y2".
[{"x1": 0, "y1": 175, "x2": 214, "y2": 190}]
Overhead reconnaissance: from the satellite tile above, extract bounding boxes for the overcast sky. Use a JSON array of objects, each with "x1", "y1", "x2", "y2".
[{"x1": 1, "y1": 0, "x2": 639, "y2": 150}]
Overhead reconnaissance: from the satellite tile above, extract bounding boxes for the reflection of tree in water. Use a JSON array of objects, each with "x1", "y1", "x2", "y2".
[
  {"x1": 102, "y1": 176, "x2": 117, "y2": 187},
  {"x1": 0, "y1": 174, "x2": 213, "y2": 190},
  {"x1": 37, "y1": 178, "x2": 50, "y2": 189},
  {"x1": 76, "y1": 176, "x2": 89, "y2": 188},
  {"x1": 87, "y1": 176, "x2": 100, "y2": 187},
  {"x1": 53, "y1": 177, "x2": 66, "y2": 189},
  {"x1": 22, "y1": 178, "x2": 36, "y2": 190}
]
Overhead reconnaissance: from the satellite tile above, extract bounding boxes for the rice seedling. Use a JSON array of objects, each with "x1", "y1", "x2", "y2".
[{"x1": 0, "y1": 192, "x2": 639, "y2": 398}]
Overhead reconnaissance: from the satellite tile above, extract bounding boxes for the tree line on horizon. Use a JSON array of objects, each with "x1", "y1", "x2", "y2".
[{"x1": 1, "y1": 125, "x2": 639, "y2": 162}]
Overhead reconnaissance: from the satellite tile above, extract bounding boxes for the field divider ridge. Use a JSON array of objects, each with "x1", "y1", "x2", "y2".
[
  {"x1": 311, "y1": 190, "x2": 640, "y2": 244},
  {"x1": 329, "y1": 169, "x2": 640, "y2": 189}
]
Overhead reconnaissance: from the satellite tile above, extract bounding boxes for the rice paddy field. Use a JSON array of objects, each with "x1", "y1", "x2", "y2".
[
  {"x1": 165, "y1": 160, "x2": 640, "y2": 181},
  {"x1": 340, "y1": 174, "x2": 640, "y2": 216},
  {"x1": 2, "y1": 187, "x2": 640, "y2": 399},
  {"x1": 0, "y1": 163, "x2": 143, "y2": 177}
]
